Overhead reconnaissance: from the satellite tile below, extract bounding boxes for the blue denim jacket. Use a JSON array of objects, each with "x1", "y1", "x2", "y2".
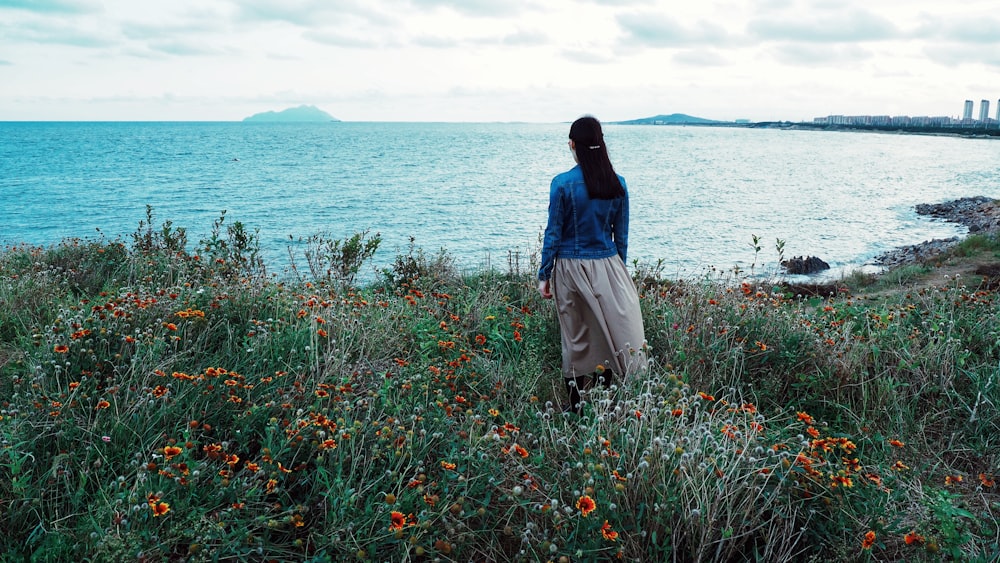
[{"x1": 538, "y1": 165, "x2": 629, "y2": 281}]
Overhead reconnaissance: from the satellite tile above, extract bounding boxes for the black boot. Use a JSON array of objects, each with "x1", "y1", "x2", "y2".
[
  {"x1": 563, "y1": 376, "x2": 588, "y2": 415},
  {"x1": 593, "y1": 370, "x2": 615, "y2": 389}
]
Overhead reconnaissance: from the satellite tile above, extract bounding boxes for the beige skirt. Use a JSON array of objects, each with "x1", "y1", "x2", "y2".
[{"x1": 552, "y1": 256, "x2": 647, "y2": 380}]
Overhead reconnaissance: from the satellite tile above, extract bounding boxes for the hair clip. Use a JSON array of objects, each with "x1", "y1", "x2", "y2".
[{"x1": 588, "y1": 145, "x2": 601, "y2": 149}]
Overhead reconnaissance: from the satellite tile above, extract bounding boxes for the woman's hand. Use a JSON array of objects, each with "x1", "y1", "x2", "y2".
[{"x1": 538, "y1": 280, "x2": 552, "y2": 299}]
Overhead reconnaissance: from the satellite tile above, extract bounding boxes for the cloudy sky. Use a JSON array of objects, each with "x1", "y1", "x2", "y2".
[{"x1": 1, "y1": 0, "x2": 997, "y2": 122}]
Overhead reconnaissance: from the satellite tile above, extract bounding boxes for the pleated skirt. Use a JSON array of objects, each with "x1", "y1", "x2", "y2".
[{"x1": 552, "y1": 256, "x2": 647, "y2": 380}]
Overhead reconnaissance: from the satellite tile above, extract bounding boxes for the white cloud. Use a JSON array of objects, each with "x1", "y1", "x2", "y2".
[
  {"x1": 0, "y1": 0, "x2": 997, "y2": 121},
  {"x1": 747, "y1": 10, "x2": 899, "y2": 43}
]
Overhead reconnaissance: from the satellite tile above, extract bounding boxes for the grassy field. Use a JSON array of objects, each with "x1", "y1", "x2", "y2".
[{"x1": 1, "y1": 211, "x2": 997, "y2": 562}]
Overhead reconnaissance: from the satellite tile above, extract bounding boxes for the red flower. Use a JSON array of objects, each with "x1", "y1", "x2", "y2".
[
  {"x1": 389, "y1": 511, "x2": 406, "y2": 531},
  {"x1": 904, "y1": 530, "x2": 924, "y2": 545},
  {"x1": 576, "y1": 495, "x2": 596, "y2": 517},
  {"x1": 861, "y1": 530, "x2": 876, "y2": 550},
  {"x1": 601, "y1": 520, "x2": 619, "y2": 541}
]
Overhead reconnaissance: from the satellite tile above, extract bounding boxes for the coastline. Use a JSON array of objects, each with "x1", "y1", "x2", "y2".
[{"x1": 873, "y1": 196, "x2": 1000, "y2": 268}]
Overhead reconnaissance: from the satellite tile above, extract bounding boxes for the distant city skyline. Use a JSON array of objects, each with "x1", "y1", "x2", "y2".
[{"x1": 813, "y1": 96, "x2": 999, "y2": 127}]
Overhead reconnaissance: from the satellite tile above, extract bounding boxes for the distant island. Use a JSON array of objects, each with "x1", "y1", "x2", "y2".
[
  {"x1": 242, "y1": 105, "x2": 340, "y2": 123},
  {"x1": 614, "y1": 113, "x2": 721, "y2": 125}
]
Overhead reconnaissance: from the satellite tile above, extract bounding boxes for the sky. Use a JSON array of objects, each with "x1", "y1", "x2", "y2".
[{"x1": 0, "y1": 0, "x2": 998, "y2": 123}]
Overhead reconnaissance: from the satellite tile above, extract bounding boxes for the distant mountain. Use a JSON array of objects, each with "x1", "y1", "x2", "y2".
[
  {"x1": 615, "y1": 113, "x2": 720, "y2": 125},
  {"x1": 243, "y1": 105, "x2": 340, "y2": 123}
]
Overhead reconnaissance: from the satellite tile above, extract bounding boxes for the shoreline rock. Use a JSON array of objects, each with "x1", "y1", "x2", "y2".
[{"x1": 874, "y1": 196, "x2": 1000, "y2": 268}]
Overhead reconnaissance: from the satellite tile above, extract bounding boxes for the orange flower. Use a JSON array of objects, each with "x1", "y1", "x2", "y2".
[
  {"x1": 796, "y1": 411, "x2": 815, "y2": 425},
  {"x1": 904, "y1": 530, "x2": 924, "y2": 545},
  {"x1": 513, "y1": 444, "x2": 529, "y2": 458},
  {"x1": 53, "y1": 345, "x2": 69, "y2": 354},
  {"x1": 151, "y1": 502, "x2": 171, "y2": 517},
  {"x1": 476, "y1": 334, "x2": 487, "y2": 346},
  {"x1": 980, "y1": 473, "x2": 996, "y2": 488},
  {"x1": 95, "y1": 400, "x2": 110, "y2": 410},
  {"x1": 576, "y1": 495, "x2": 596, "y2": 517},
  {"x1": 317, "y1": 328, "x2": 328, "y2": 338},
  {"x1": 601, "y1": 520, "x2": 619, "y2": 541},
  {"x1": 440, "y1": 461, "x2": 456, "y2": 470},
  {"x1": 389, "y1": 511, "x2": 406, "y2": 531},
  {"x1": 861, "y1": 530, "x2": 876, "y2": 550},
  {"x1": 888, "y1": 439, "x2": 905, "y2": 448},
  {"x1": 892, "y1": 460, "x2": 909, "y2": 471},
  {"x1": 945, "y1": 475, "x2": 963, "y2": 486},
  {"x1": 163, "y1": 446, "x2": 182, "y2": 460},
  {"x1": 698, "y1": 391, "x2": 715, "y2": 402}
]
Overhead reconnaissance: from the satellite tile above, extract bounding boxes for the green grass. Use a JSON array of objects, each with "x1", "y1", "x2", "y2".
[{"x1": 0, "y1": 216, "x2": 997, "y2": 562}]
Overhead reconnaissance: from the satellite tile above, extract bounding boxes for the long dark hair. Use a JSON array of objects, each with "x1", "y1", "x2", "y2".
[{"x1": 569, "y1": 116, "x2": 625, "y2": 200}]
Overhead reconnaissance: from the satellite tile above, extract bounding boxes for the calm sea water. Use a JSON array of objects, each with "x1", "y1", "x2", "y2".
[{"x1": 2, "y1": 121, "x2": 1000, "y2": 279}]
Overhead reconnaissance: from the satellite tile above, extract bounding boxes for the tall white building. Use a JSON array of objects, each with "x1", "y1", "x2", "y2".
[
  {"x1": 996, "y1": 100, "x2": 1000, "y2": 122},
  {"x1": 964, "y1": 99, "x2": 974, "y2": 119},
  {"x1": 980, "y1": 100, "x2": 990, "y2": 122}
]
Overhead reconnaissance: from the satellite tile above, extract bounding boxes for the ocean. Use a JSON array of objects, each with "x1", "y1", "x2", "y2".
[{"x1": 2, "y1": 121, "x2": 999, "y2": 280}]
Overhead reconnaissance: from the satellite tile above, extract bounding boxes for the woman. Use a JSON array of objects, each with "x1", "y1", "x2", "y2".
[{"x1": 537, "y1": 115, "x2": 647, "y2": 414}]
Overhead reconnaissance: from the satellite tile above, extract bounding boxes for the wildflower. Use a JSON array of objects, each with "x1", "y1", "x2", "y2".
[
  {"x1": 671, "y1": 408, "x2": 683, "y2": 417},
  {"x1": 150, "y1": 502, "x2": 171, "y2": 517},
  {"x1": 980, "y1": 473, "x2": 996, "y2": 488},
  {"x1": 601, "y1": 521, "x2": 619, "y2": 541},
  {"x1": 319, "y1": 439, "x2": 337, "y2": 450},
  {"x1": 904, "y1": 531, "x2": 925, "y2": 545},
  {"x1": 315, "y1": 389, "x2": 330, "y2": 398},
  {"x1": 163, "y1": 446, "x2": 182, "y2": 460},
  {"x1": 698, "y1": 391, "x2": 715, "y2": 402},
  {"x1": 163, "y1": 323, "x2": 177, "y2": 331},
  {"x1": 476, "y1": 334, "x2": 487, "y2": 346},
  {"x1": 440, "y1": 461, "x2": 457, "y2": 470},
  {"x1": 892, "y1": 460, "x2": 909, "y2": 471},
  {"x1": 796, "y1": 411, "x2": 815, "y2": 425},
  {"x1": 861, "y1": 530, "x2": 876, "y2": 550},
  {"x1": 488, "y1": 408, "x2": 500, "y2": 417},
  {"x1": 53, "y1": 344, "x2": 69, "y2": 354},
  {"x1": 576, "y1": 495, "x2": 596, "y2": 517},
  {"x1": 389, "y1": 511, "x2": 406, "y2": 531},
  {"x1": 95, "y1": 400, "x2": 110, "y2": 410},
  {"x1": 513, "y1": 444, "x2": 529, "y2": 458},
  {"x1": 317, "y1": 328, "x2": 328, "y2": 338},
  {"x1": 830, "y1": 475, "x2": 853, "y2": 488},
  {"x1": 101, "y1": 436, "x2": 111, "y2": 443},
  {"x1": 806, "y1": 426, "x2": 820, "y2": 438},
  {"x1": 945, "y1": 475, "x2": 962, "y2": 486},
  {"x1": 888, "y1": 439, "x2": 905, "y2": 448}
]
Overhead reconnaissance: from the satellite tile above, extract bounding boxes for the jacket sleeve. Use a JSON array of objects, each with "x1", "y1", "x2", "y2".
[
  {"x1": 613, "y1": 178, "x2": 629, "y2": 264},
  {"x1": 538, "y1": 177, "x2": 565, "y2": 281}
]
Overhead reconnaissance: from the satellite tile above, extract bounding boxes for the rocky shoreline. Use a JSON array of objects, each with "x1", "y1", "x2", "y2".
[{"x1": 873, "y1": 196, "x2": 1000, "y2": 268}]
